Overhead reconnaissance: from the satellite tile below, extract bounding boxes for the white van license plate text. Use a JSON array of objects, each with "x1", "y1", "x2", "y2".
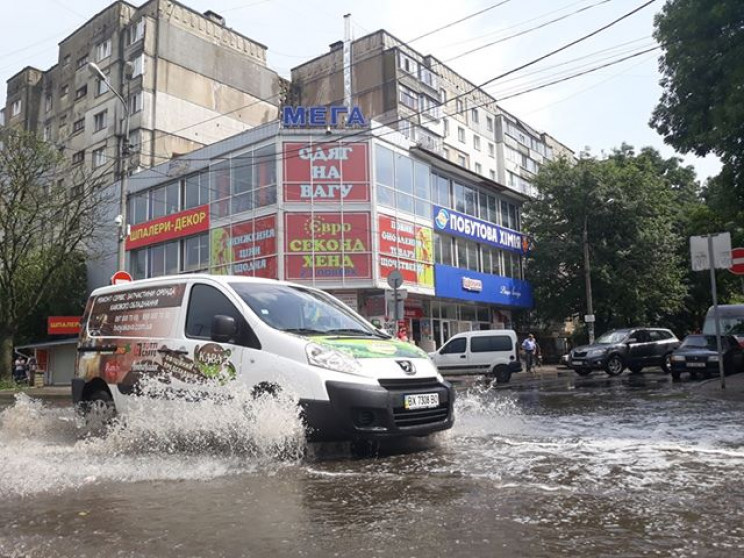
[{"x1": 404, "y1": 393, "x2": 439, "y2": 410}]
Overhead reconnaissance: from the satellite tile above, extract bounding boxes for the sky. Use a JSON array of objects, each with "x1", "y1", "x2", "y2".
[{"x1": 0, "y1": 0, "x2": 722, "y2": 181}]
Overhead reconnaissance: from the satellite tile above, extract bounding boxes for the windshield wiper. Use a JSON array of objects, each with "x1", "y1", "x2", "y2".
[
  {"x1": 283, "y1": 328, "x2": 326, "y2": 336},
  {"x1": 323, "y1": 328, "x2": 377, "y2": 337}
]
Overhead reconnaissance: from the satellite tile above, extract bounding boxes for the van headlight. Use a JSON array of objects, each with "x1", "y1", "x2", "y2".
[{"x1": 306, "y1": 343, "x2": 362, "y2": 375}]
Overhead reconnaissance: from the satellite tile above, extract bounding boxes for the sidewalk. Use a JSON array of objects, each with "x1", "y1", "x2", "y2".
[{"x1": 0, "y1": 385, "x2": 70, "y2": 401}]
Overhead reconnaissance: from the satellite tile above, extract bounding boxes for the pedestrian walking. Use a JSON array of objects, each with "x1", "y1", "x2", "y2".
[{"x1": 522, "y1": 334, "x2": 537, "y2": 373}]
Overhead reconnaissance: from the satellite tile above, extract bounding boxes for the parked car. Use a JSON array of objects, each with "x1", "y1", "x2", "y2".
[
  {"x1": 670, "y1": 334, "x2": 744, "y2": 381},
  {"x1": 429, "y1": 329, "x2": 521, "y2": 384},
  {"x1": 568, "y1": 327, "x2": 680, "y2": 377}
]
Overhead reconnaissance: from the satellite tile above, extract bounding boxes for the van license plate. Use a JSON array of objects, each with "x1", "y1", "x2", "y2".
[{"x1": 404, "y1": 393, "x2": 439, "y2": 410}]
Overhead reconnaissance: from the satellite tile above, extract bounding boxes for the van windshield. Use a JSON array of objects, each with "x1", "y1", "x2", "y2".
[
  {"x1": 702, "y1": 306, "x2": 744, "y2": 336},
  {"x1": 229, "y1": 282, "x2": 379, "y2": 337}
]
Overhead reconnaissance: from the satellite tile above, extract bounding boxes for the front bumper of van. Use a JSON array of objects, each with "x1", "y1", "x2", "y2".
[{"x1": 302, "y1": 378, "x2": 455, "y2": 442}]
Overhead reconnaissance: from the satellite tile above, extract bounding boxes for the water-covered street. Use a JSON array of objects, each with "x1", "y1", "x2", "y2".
[{"x1": 1, "y1": 374, "x2": 743, "y2": 557}]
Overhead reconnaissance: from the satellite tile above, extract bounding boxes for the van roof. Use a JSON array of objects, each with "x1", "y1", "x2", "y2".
[
  {"x1": 451, "y1": 329, "x2": 517, "y2": 338},
  {"x1": 90, "y1": 274, "x2": 308, "y2": 297}
]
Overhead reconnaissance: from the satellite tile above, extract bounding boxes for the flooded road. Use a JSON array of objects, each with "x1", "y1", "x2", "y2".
[{"x1": 1, "y1": 374, "x2": 743, "y2": 557}]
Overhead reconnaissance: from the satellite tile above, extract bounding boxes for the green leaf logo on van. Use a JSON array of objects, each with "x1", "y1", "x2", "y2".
[
  {"x1": 194, "y1": 343, "x2": 236, "y2": 381},
  {"x1": 316, "y1": 337, "x2": 427, "y2": 359}
]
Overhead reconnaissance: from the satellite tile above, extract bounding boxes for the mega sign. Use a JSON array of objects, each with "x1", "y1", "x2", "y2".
[
  {"x1": 377, "y1": 215, "x2": 434, "y2": 288},
  {"x1": 284, "y1": 212, "x2": 371, "y2": 280},
  {"x1": 126, "y1": 205, "x2": 209, "y2": 251},
  {"x1": 281, "y1": 105, "x2": 367, "y2": 128},
  {"x1": 433, "y1": 205, "x2": 529, "y2": 255},
  {"x1": 283, "y1": 142, "x2": 369, "y2": 202},
  {"x1": 211, "y1": 214, "x2": 278, "y2": 278}
]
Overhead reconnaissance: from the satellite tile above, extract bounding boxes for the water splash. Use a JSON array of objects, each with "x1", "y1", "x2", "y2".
[{"x1": 0, "y1": 378, "x2": 306, "y2": 498}]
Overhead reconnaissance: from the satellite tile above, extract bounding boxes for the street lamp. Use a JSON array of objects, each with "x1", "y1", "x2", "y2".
[
  {"x1": 88, "y1": 61, "x2": 130, "y2": 272},
  {"x1": 582, "y1": 197, "x2": 614, "y2": 345}
]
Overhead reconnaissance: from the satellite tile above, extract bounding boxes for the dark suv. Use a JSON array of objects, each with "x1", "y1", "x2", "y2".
[{"x1": 569, "y1": 328, "x2": 680, "y2": 377}]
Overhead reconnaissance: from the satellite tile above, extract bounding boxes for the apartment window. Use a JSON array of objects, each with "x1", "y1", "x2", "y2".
[
  {"x1": 129, "y1": 90, "x2": 143, "y2": 113},
  {"x1": 473, "y1": 135, "x2": 481, "y2": 151},
  {"x1": 63, "y1": 54, "x2": 70, "y2": 67},
  {"x1": 471, "y1": 108, "x2": 479, "y2": 124},
  {"x1": 456, "y1": 99, "x2": 464, "y2": 115},
  {"x1": 93, "y1": 110, "x2": 107, "y2": 132},
  {"x1": 11, "y1": 100, "x2": 21, "y2": 116},
  {"x1": 60, "y1": 84, "x2": 69, "y2": 97},
  {"x1": 96, "y1": 73, "x2": 109, "y2": 96},
  {"x1": 420, "y1": 94, "x2": 440, "y2": 119},
  {"x1": 440, "y1": 88, "x2": 447, "y2": 104},
  {"x1": 43, "y1": 125, "x2": 51, "y2": 141},
  {"x1": 486, "y1": 116, "x2": 494, "y2": 132},
  {"x1": 95, "y1": 39, "x2": 111, "y2": 61},
  {"x1": 489, "y1": 170, "x2": 496, "y2": 181},
  {"x1": 457, "y1": 127, "x2": 465, "y2": 143},
  {"x1": 75, "y1": 85, "x2": 87, "y2": 100},
  {"x1": 45, "y1": 94, "x2": 52, "y2": 112},
  {"x1": 399, "y1": 85, "x2": 418, "y2": 110},
  {"x1": 126, "y1": 20, "x2": 145, "y2": 45},
  {"x1": 72, "y1": 118, "x2": 84, "y2": 134},
  {"x1": 76, "y1": 54, "x2": 89, "y2": 69},
  {"x1": 92, "y1": 147, "x2": 106, "y2": 168},
  {"x1": 132, "y1": 54, "x2": 144, "y2": 77},
  {"x1": 475, "y1": 162, "x2": 482, "y2": 174},
  {"x1": 488, "y1": 143, "x2": 495, "y2": 158},
  {"x1": 443, "y1": 118, "x2": 449, "y2": 136},
  {"x1": 420, "y1": 66, "x2": 437, "y2": 88},
  {"x1": 458, "y1": 154, "x2": 467, "y2": 168},
  {"x1": 399, "y1": 52, "x2": 418, "y2": 75},
  {"x1": 72, "y1": 150, "x2": 84, "y2": 165},
  {"x1": 128, "y1": 129, "x2": 141, "y2": 151},
  {"x1": 443, "y1": 147, "x2": 449, "y2": 160}
]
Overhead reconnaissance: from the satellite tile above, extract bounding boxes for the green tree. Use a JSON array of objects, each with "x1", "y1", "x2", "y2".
[
  {"x1": 523, "y1": 147, "x2": 690, "y2": 340},
  {"x1": 0, "y1": 129, "x2": 112, "y2": 380},
  {"x1": 651, "y1": 0, "x2": 744, "y2": 198}
]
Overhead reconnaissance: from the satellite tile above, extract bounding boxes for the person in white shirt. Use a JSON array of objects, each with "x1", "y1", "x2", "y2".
[{"x1": 521, "y1": 334, "x2": 537, "y2": 373}]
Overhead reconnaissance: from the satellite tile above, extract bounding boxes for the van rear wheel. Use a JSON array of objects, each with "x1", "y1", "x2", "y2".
[{"x1": 84, "y1": 389, "x2": 115, "y2": 432}]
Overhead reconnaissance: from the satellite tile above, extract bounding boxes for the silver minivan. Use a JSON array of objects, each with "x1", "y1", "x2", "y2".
[{"x1": 428, "y1": 330, "x2": 522, "y2": 384}]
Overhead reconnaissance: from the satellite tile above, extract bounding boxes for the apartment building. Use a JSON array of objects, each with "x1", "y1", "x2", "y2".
[
  {"x1": 289, "y1": 30, "x2": 574, "y2": 200},
  {"x1": 2, "y1": 0, "x2": 283, "y2": 185}
]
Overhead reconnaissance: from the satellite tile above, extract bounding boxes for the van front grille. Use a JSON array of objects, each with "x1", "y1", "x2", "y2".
[
  {"x1": 378, "y1": 378, "x2": 441, "y2": 390},
  {"x1": 392, "y1": 404, "x2": 450, "y2": 427}
]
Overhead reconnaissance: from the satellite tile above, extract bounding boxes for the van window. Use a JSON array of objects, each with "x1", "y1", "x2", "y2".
[
  {"x1": 441, "y1": 337, "x2": 466, "y2": 354},
  {"x1": 186, "y1": 284, "x2": 259, "y2": 348},
  {"x1": 703, "y1": 305, "x2": 744, "y2": 336},
  {"x1": 471, "y1": 335, "x2": 512, "y2": 352}
]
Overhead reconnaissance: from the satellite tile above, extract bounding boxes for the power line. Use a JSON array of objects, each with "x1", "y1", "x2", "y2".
[
  {"x1": 445, "y1": 0, "x2": 613, "y2": 62},
  {"x1": 407, "y1": 0, "x2": 514, "y2": 43}
]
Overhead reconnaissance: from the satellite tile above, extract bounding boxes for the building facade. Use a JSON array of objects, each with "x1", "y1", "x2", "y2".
[
  {"x1": 119, "y1": 117, "x2": 532, "y2": 351},
  {"x1": 1, "y1": 0, "x2": 283, "y2": 185},
  {"x1": 289, "y1": 30, "x2": 574, "y2": 200}
]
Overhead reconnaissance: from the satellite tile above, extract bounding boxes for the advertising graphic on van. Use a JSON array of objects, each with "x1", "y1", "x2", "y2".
[
  {"x1": 283, "y1": 142, "x2": 369, "y2": 202},
  {"x1": 316, "y1": 337, "x2": 427, "y2": 359},
  {"x1": 78, "y1": 283, "x2": 237, "y2": 386},
  {"x1": 284, "y1": 212, "x2": 372, "y2": 280}
]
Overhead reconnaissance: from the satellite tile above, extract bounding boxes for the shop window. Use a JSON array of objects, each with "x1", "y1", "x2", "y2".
[
  {"x1": 183, "y1": 233, "x2": 209, "y2": 272},
  {"x1": 394, "y1": 154, "x2": 413, "y2": 194},
  {"x1": 151, "y1": 181, "x2": 179, "y2": 219},
  {"x1": 210, "y1": 160, "x2": 231, "y2": 218},
  {"x1": 183, "y1": 171, "x2": 209, "y2": 210},
  {"x1": 129, "y1": 192, "x2": 149, "y2": 225},
  {"x1": 376, "y1": 145, "x2": 394, "y2": 186}
]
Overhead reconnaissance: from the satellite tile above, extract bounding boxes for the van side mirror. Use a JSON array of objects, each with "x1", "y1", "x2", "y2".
[{"x1": 212, "y1": 315, "x2": 237, "y2": 343}]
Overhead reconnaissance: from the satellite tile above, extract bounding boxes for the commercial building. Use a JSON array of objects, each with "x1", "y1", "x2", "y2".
[
  {"x1": 1, "y1": 0, "x2": 282, "y2": 185},
  {"x1": 290, "y1": 30, "x2": 574, "y2": 200},
  {"x1": 118, "y1": 113, "x2": 532, "y2": 351}
]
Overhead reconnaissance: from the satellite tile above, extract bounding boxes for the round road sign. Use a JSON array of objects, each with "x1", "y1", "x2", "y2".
[
  {"x1": 386, "y1": 269, "x2": 403, "y2": 289},
  {"x1": 111, "y1": 270, "x2": 133, "y2": 285},
  {"x1": 730, "y1": 247, "x2": 744, "y2": 275}
]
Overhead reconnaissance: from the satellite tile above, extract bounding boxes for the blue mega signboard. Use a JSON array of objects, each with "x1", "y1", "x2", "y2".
[
  {"x1": 433, "y1": 205, "x2": 529, "y2": 255},
  {"x1": 282, "y1": 105, "x2": 367, "y2": 128},
  {"x1": 434, "y1": 265, "x2": 533, "y2": 308}
]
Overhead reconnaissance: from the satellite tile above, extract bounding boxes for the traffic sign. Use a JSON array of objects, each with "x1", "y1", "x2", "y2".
[
  {"x1": 729, "y1": 247, "x2": 744, "y2": 275},
  {"x1": 690, "y1": 233, "x2": 732, "y2": 271},
  {"x1": 386, "y1": 269, "x2": 403, "y2": 289},
  {"x1": 111, "y1": 270, "x2": 133, "y2": 285}
]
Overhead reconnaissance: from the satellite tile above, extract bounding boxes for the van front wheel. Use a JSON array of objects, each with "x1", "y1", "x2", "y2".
[
  {"x1": 84, "y1": 389, "x2": 116, "y2": 431},
  {"x1": 492, "y1": 365, "x2": 511, "y2": 384}
]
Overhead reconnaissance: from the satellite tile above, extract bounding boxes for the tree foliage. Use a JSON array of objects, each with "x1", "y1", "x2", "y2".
[
  {"x1": 523, "y1": 146, "x2": 694, "y2": 339},
  {"x1": 651, "y1": 0, "x2": 744, "y2": 198},
  {"x1": 0, "y1": 129, "x2": 112, "y2": 379}
]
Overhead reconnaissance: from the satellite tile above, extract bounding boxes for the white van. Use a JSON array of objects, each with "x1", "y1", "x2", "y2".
[
  {"x1": 428, "y1": 329, "x2": 521, "y2": 384},
  {"x1": 71, "y1": 275, "x2": 454, "y2": 442}
]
